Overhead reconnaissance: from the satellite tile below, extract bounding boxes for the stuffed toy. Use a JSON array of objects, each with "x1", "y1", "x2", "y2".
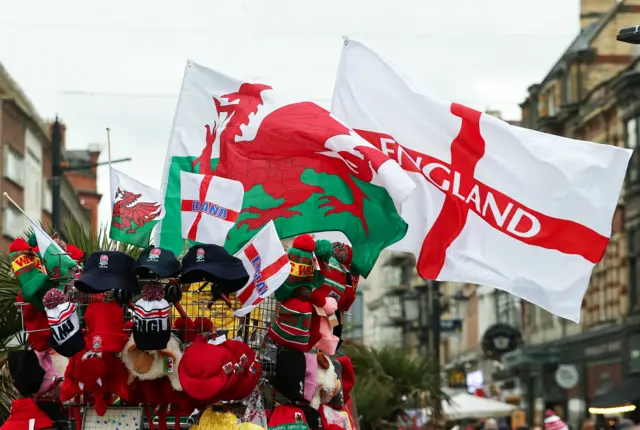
[
  {"x1": 121, "y1": 333, "x2": 183, "y2": 391},
  {"x1": 311, "y1": 352, "x2": 341, "y2": 410},
  {"x1": 60, "y1": 347, "x2": 129, "y2": 416},
  {"x1": 269, "y1": 235, "x2": 319, "y2": 351}
]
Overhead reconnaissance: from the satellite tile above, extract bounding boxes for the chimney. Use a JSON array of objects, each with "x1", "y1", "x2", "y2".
[
  {"x1": 580, "y1": 0, "x2": 616, "y2": 29},
  {"x1": 48, "y1": 120, "x2": 67, "y2": 150}
]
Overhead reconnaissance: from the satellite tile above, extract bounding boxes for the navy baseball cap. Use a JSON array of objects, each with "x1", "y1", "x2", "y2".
[
  {"x1": 135, "y1": 247, "x2": 181, "y2": 278},
  {"x1": 75, "y1": 251, "x2": 139, "y2": 294},
  {"x1": 180, "y1": 244, "x2": 249, "y2": 293}
]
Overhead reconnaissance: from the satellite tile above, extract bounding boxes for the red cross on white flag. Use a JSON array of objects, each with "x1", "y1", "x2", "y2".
[
  {"x1": 332, "y1": 38, "x2": 632, "y2": 322},
  {"x1": 233, "y1": 221, "x2": 291, "y2": 317},
  {"x1": 180, "y1": 171, "x2": 244, "y2": 245}
]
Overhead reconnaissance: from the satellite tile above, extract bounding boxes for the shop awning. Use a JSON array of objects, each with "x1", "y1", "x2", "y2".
[{"x1": 589, "y1": 376, "x2": 640, "y2": 413}]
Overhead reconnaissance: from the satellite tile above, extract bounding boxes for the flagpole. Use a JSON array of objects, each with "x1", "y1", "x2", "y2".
[
  {"x1": 3, "y1": 192, "x2": 31, "y2": 220},
  {"x1": 106, "y1": 128, "x2": 112, "y2": 169},
  {"x1": 4, "y1": 193, "x2": 80, "y2": 267}
]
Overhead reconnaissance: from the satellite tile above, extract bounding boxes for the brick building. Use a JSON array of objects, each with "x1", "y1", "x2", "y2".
[
  {"x1": 492, "y1": 0, "x2": 640, "y2": 427},
  {"x1": 0, "y1": 63, "x2": 97, "y2": 250}
]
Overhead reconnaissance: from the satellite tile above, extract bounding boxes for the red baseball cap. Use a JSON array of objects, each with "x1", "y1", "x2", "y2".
[
  {"x1": 178, "y1": 338, "x2": 236, "y2": 401},
  {"x1": 218, "y1": 340, "x2": 262, "y2": 401}
]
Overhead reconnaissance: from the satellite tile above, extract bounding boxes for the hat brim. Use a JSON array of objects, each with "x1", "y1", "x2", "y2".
[
  {"x1": 178, "y1": 365, "x2": 229, "y2": 401},
  {"x1": 180, "y1": 264, "x2": 249, "y2": 292},
  {"x1": 49, "y1": 330, "x2": 85, "y2": 358},
  {"x1": 75, "y1": 271, "x2": 140, "y2": 294},
  {"x1": 134, "y1": 263, "x2": 181, "y2": 279}
]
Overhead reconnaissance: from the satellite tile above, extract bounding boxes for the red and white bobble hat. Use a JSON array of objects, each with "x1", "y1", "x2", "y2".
[{"x1": 544, "y1": 410, "x2": 568, "y2": 430}]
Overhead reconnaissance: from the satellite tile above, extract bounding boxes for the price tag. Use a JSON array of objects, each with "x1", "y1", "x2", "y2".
[{"x1": 208, "y1": 335, "x2": 227, "y2": 345}]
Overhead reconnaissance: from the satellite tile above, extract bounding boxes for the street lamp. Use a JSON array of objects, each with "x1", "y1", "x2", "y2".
[{"x1": 618, "y1": 26, "x2": 640, "y2": 44}]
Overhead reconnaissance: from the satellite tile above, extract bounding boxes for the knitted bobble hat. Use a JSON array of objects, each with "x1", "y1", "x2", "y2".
[{"x1": 275, "y1": 235, "x2": 317, "y2": 302}]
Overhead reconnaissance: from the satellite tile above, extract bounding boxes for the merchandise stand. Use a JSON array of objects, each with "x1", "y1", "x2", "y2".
[{"x1": 9, "y1": 241, "x2": 360, "y2": 430}]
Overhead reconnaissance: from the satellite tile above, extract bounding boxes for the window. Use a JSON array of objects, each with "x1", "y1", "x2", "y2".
[
  {"x1": 627, "y1": 118, "x2": 639, "y2": 183},
  {"x1": 547, "y1": 91, "x2": 556, "y2": 117},
  {"x1": 3, "y1": 205, "x2": 24, "y2": 238},
  {"x1": 564, "y1": 75, "x2": 572, "y2": 104},
  {"x1": 343, "y1": 291, "x2": 364, "y2": 342},
  {"x1": 3, "y1": 145, "x2": 24, "y2": 186},
  {"x1": 42, "y1": 183, "x2": 52, "y2": 214}
]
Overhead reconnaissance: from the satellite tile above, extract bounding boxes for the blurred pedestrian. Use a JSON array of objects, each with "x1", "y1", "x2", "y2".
[
  {"x1": 545, "y1": 410, "x2": 568, "y2": 430},
  {"x1": 485, "y1": 419, "x2": 499, "y2": 430}
]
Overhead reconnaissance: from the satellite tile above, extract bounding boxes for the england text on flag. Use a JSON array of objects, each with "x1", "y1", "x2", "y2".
[
  {"x1": 234, "y1": 221, "x2": 291, "y2": 317},
  {"x1": 180, "y1": 171, "x2": 244, "y2": 246},
  {"x1": 331, "y1": 38, "x2": 632, "y2": 322}
]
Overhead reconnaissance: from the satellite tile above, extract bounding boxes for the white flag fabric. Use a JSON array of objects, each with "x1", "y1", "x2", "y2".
[
  {"x1": 109, "y1": 168, "x2": 165, "y2": 247},
  {"x1": 331, "y1": 38, "x2": 632, "y2": 322},
  {"x1": 180, "y1": 171, "x2": 244, "y2": 245},
  {"x1": 233, "y1": 221, "x2": 291, "y2": 317}
]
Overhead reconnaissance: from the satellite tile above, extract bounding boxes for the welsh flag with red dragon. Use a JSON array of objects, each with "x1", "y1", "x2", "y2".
[{"x1": 155, "y1": 61, "x2": 416, "y2": 276}]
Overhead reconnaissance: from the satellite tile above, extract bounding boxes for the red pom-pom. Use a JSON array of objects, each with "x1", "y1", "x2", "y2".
[
  {"x1": 292, "y1": 234, "x2": 316, "y2": 252},
  {"x1": 9, "y1": 238, "x2": 30, "y2": 253},
  {"x1": 43, "y1": 289, "x2": 66, "y2": 309},
  {"x1": 66, "y1": 244, "x2": 84, "y2": 262},
  {"x1": 545, "y1": 410, "x2": 555, "y2": 418}
]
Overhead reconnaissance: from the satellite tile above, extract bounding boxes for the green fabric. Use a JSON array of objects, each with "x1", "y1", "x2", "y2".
[
  {"x1": 11, "y1": 251, "x2": 52, "y2": 310},
  {"x1": 274, "y1": 282, "x2": 312, "y2": 303},
  {"x1": 157, "y1": 157, "x2": 408, "y2": 277},
  {"x1": 31, "y1": 223, "x2": 77, "y2": 279}
]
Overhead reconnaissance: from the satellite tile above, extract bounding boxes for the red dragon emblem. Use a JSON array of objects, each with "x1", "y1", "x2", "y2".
[
  {"x1": 191, "y1": 83, "x2": 390, "y2": 234},
  {"x1": 111, "y1": 188, "x2": 162, "y2": 234}
]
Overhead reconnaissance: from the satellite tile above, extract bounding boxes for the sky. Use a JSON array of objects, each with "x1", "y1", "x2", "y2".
[{"x1": 0, "y1": 0, "x2": 581, "y2": 228}]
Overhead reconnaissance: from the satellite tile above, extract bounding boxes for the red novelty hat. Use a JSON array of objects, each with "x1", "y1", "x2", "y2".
[{"x1": 178, "y1": 338, "x2": 236, "y2": 401}]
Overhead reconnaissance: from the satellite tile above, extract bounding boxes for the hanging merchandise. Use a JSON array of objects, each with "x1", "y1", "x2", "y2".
[
  {"x1": 180, "y1": 244, "x2": 250, "y2": 294},
  {"x1": 330, "y1": 243, "x2": 359, "y2": 312},
  {"x1": 272, "y1": 348, "x2": 318, "y2": 404},
  {"x1": 7, "y1": 349, "x2": 47, "y2": 397},
  {"x1": 133, "y1": 283, "x2": 172, "y2": 351},
  {"x1": 84, "y1": 301, "x2": 128, "y2": 353},
  {"x1": 33, "y1": 350, "x2": 65, "y2": 397},
  {"x1": 17, "y1": 293, "x2": 51, "y2": 352},
  {"x1": 0, "y1": 398, "x2": 54, "y2": 430},
  {"x1": 179, "y1": 171, "x2": 245, "y2": 246},
  {"x1": 267, "y1": 404, "x2": 324, "y2": 430},
  {"x1": 75, "y1": 251, "x2": 139, "y2": 294},
  {"x1": 9, "y1": 238, "x2": 54, "y2": 310},
  {"x1": 269, "y1": 235, "x2": 318, "y2": 351},
  {"x1": 233, "y1": 221, "x2": 291, "y2": 317},
  {"x1": 310, "y1": 352, "x2": 341, "y2": 410},
  {"x1": 60, "y1": 345, "x2": 130, "y2": 416},
  {"x1": 178, "y1": 337, "x2": 237, "y2": 402},
  {"x1": 121, "y1": 333, "x2": 183, "y2": 391},
  {"x1": 43, "y1": 288, "x2": 85, "y2": 357},
  {"x1": 135, "y1": 247, "x2": 182, "y2": 279}
]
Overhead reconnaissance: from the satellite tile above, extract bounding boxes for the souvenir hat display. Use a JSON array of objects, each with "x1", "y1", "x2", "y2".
[
  {"x1": 7, "y1": 177, "x2": 359, "y2": 429},
  {"x1": 180, "y1": 244, "x2": 250, "y2": 294},
  {"x1": 135, "y1": 247, "x2": 182, "y2": 278},
  {"x1": 75, "y1": 250, "x2": 139, "y2": 294}
]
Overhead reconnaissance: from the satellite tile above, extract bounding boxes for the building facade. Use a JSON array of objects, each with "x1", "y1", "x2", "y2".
[
  {"x1": 0, "y1": 63, "x2": 97, "y2": 249},
  {"x1": 500, "y1": 0, "x2": 640, "y2": 427}
]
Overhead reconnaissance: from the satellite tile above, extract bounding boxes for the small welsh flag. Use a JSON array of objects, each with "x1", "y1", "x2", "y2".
[
  {"x1": 29, "y1": 220, "x2": 77, "y2": 278},
  {"x1": 109, "y1": 168, "x2": 165, "y2": 248}
]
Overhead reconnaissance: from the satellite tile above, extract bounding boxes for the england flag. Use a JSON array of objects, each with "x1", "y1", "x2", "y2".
[{"x1": 234, "y1": 221, "x2": 291, "y2": 316}]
